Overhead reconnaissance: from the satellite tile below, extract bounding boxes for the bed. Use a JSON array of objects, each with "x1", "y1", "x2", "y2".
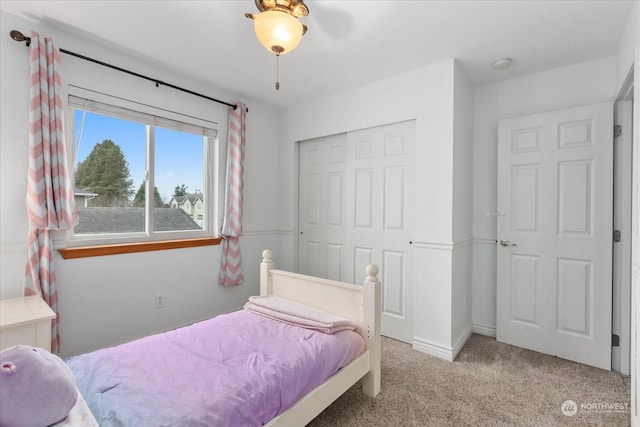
[{"x1": 63, "y1": 249, "x2": 381, "y2": 426}]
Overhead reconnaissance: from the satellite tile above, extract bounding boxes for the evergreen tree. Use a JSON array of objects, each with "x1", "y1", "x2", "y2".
[
  {"x1": 75, "y1": 139, "x2": 134, "y2": 207},
  {"x1": 173, "y1": 184, "x2": 188, "y2": 197},
  {"x1": 134, "y1": 182, "x2": 165, "y2": 207}
]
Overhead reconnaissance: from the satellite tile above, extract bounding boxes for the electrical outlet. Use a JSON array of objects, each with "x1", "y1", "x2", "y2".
[{"x1": 155, "y1": 293, "x2": 166, "y2": 309}]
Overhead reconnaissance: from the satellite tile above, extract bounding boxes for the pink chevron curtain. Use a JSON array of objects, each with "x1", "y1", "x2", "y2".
[
  {"x1": 24, "y1": 31, "x2": 78, "y2": 353},
  {"x1": 218, "y1": 102, "x2": 247, "y2": 285}
]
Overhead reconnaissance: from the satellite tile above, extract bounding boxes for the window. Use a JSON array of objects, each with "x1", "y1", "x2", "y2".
[{"x1": 68, "y1": 94, "x2": 217, "y2": 246}]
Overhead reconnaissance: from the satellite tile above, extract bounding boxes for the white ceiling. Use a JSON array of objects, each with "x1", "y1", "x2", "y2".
[{"x1": 1, "y1": 1, "x2": 635, "y2": 109}]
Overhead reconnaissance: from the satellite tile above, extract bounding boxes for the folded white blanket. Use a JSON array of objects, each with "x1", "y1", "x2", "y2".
[{"x1": 244, "y1": 296, "x2": 356, "y2": 334}]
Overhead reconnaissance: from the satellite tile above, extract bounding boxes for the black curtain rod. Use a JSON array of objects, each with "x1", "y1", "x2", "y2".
[{"x1": 10, "y1": 30, "x2": 245, "y2": 111}]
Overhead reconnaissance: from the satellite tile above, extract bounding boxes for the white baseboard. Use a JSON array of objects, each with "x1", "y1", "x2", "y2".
[
  {"x1": 452, "y1": 325, "x2": 473, "y2": 358},
  {"x1": 472, "y1": 323, "x2": 497, "y2": 337},
  {"x1": 413, "y1": 337, "x2": 455, "y2": 361},
  {"x1": 412, "y1": 325, "x2": 472, "y2": 362}
]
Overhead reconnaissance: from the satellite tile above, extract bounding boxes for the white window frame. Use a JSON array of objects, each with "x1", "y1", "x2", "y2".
[{"x1": 66, "y1": 88, "x2": 218, "y2": 247}]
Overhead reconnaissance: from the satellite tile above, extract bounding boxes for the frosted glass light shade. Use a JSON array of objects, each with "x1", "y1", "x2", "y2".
[{"x1": 254, "y1": 10, "x2": 303, "y2": 55}]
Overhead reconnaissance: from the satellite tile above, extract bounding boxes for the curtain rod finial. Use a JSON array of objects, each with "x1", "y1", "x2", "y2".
[
  {"x1": 10, "y1": 30, "x2": 31, "y2": 46},
  {"x1": 232, "y1": 104, "x2": 249, "y2": 113}
]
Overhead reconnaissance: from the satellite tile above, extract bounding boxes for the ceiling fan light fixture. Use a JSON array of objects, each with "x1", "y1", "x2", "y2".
[
  {"x1": 254, "y1": 0, "x2": 309, "y2": 17},
  {"x1": 254, "y1": 9, "x2": 303, "y2": 56},
  {"x1": 246, "y1": 0, "x2": 309, "y2": 90},
  {"x1": 291, "y1": 3, "x2": 309, "y2": 18}
]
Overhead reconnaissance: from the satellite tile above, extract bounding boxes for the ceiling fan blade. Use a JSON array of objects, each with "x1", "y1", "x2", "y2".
[{"x1": 308, "y1": 2, "x2": 353, "y2": 39}]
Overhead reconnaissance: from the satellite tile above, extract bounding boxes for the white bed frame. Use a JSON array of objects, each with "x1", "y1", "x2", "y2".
[
  {"x1": 55, "y1": 249, "x2": 380, "y2": 427},
  {"x1": 260, "y1": 249, "x2": 381, "y2": 426}
]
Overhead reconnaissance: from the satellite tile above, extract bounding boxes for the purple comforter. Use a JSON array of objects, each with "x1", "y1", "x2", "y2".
[{"x1": 66, "y1": 309, "x2": 365, "y2": 426}]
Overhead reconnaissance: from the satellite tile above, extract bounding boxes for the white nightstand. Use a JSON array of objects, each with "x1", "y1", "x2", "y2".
[{"x1": 0, "y1": 295, "x2": 56, "y2": 352}]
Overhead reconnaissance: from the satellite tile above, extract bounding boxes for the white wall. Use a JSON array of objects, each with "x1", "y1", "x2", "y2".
[
  {"x1": 283, "y1": 59, "x2": 474, "y2": 359},
  {"x1": 616, "y1": 1, "x2": 639, "y2": 92},
  {"x1": 0, "y1": 11, "x2": 282, "y2": 358},
  {"x1": 451, "y1": 64, "x2": 474, "y2": 351},
  {"x1": 471, "y1": 56, "x2": 618, "y2": 335}
]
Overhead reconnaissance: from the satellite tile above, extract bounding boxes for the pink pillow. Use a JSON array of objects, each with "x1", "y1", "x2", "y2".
[{"x1": 0, "y1": 345, "x2": 77, "y2": 427}]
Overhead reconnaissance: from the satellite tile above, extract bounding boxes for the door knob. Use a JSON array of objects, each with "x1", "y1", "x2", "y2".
[{"x1": 499, "y1": 239, "x2": 517, "y2": 247}]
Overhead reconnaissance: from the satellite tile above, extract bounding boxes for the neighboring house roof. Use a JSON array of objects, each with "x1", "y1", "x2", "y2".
[
  {"x1": 170, "y1": 193, "x2": 203, "y2": 205},
  {"x1": 75, "y1": 207, "x2": 201, "y2": 233}
]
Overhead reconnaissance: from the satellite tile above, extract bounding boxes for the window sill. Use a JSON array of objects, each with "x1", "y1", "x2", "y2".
[{"x1": 58, "y1": 237, "x2": 222, "y2": 259}]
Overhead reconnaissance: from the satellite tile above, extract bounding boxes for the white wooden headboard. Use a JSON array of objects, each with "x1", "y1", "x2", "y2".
[{"x1": 259, "y1": 249, "x2": 381, "y2": 397}]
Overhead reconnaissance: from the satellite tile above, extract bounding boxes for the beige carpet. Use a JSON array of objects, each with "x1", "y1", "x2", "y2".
[{"x1": 307, "y1": 334, "x2": 631, "y2": 426}]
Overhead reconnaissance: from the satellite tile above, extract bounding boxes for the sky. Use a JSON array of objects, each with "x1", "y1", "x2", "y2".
[{"x1": 73, "y1": 110, "x2": 205, "y2": 203}]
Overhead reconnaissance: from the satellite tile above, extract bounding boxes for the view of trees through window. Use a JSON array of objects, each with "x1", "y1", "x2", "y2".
[
  {"x1": 75, "y1": 138, "x2": 134, "y2": 207},
  {"x1": 72, "y1": 109, "x2": 209, "y2": 236}
]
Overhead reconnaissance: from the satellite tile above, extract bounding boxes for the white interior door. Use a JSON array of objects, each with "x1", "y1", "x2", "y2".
[
  {"x1": 298, "y1": 121, "x2": 415, "y2": 343},
  {"x1": 497, "y1": 102, "x2": 613, "y2": 370}
]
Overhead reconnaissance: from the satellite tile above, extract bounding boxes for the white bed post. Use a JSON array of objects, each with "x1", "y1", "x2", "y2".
[
  {"x1": 361, "y1": 264, "x2": 381, "y2": 397},
  {"x1": 260, "y1": 249, "x2": 275, "y2": 295}
]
